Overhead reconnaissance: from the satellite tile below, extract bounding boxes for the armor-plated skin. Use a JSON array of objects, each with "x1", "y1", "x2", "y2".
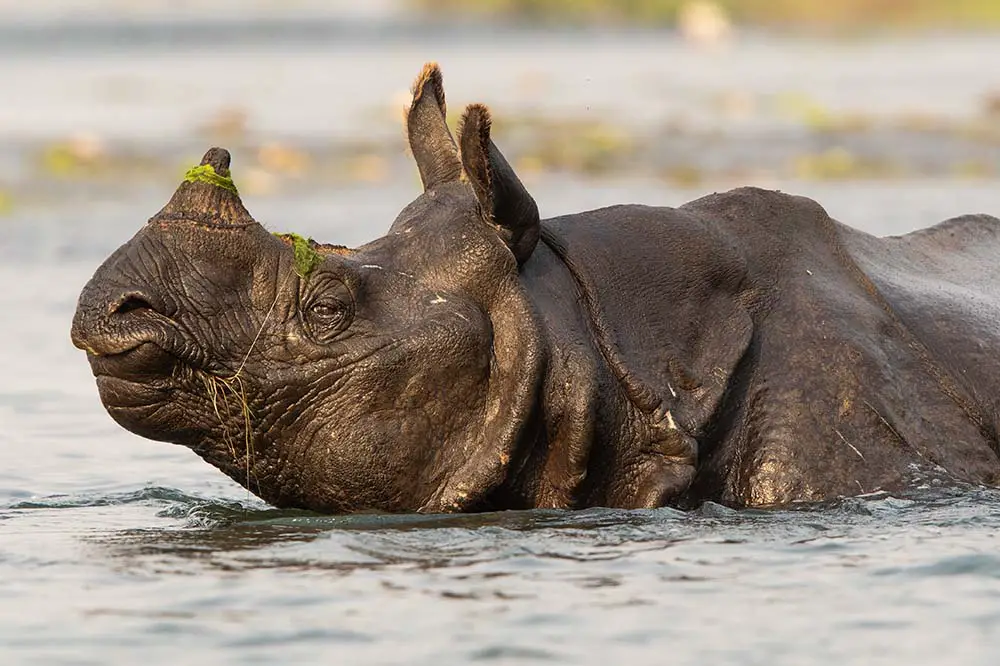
[{"x1": 71, "y1": 65, "x2": 1000, "y2": 513}]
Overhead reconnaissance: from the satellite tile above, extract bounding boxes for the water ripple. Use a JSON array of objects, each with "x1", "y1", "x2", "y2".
[{"x1": 5, "y1": 483, "x2": 1000, "y2": 664}]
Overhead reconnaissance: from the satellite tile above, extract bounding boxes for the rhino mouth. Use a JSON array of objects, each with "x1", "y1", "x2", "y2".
[
  {"x1": 84, "y1": 330, "x2": 218, "y2": 443},
  {"x1": 89, "y1": 341, "x2": 180, "y2": 382},
  {"x1": 86, "y1": 335, "x2": 186, "y2": 412},
  {"x1": 78, "y1": 300, "x2": 255, "y2": 434},
  {"x1": 77, "y1": 309, "x2": 210, "y2": 414}
]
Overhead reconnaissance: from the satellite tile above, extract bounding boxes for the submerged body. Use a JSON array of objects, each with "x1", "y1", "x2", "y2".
[{"x1": 70, "y1": 64, "x2": 1000, "y2": 513}]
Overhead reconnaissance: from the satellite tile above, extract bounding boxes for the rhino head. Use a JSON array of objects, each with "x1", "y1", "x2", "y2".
[{"x1": 71, "y1": 64, "x2": 547, "y2": 513}]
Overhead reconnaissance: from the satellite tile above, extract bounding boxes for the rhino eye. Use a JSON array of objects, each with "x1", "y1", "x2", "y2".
[
  {"x1": 310, "y1": 302, "x2": 343, "y2": 319},
  {"x1": 303, "y1": 297, "x2": 353, "y2": 343}
]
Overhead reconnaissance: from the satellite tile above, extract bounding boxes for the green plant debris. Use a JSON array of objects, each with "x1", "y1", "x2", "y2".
[
  {"x1": 274, "y1": 232, "x2": 324, "y2": 278},
  {"x1": 0, "y1": 189, "x2": 12, "y2": 215},
  {"x1": 184, "y1": 163, "x2": 239, "y2": 194}
]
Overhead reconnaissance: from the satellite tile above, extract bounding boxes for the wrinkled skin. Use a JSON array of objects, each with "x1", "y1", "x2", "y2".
[{"x1": 71, "y1": 64, "x2": 1000, "y2": 513}]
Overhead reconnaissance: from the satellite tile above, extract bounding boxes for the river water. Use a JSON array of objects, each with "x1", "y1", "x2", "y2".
[{"x1": 2, "y1": 10, "x2": 1000, "y2": 665}]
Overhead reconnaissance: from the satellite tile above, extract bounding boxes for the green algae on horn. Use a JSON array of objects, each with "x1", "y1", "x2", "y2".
[
  {"x1": 184, "y1": 163, "x2": 239, "y2": 194},
  {"x1": 274, "y1": 233, "x2": 324, "y2": 278}
]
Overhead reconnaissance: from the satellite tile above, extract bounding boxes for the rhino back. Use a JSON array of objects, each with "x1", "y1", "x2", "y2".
[
  {"x1": 535, "y1": 203, "x2": 751, "y2": 430},
  {"x1": 515, "y1": 203, "x2": 752, "y2": 507},
  {"x1": 840, "y1": 214, "x2": 1000, "y2": 437}
]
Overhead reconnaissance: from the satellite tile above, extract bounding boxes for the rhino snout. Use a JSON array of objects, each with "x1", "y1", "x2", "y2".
[{"x1": 71, "y1": 274, "x2": 184, "y2": 370}]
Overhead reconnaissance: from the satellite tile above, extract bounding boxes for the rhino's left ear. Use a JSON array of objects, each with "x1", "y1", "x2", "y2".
[
  {"x1": 458, "y1": 104, "x2": 540, "y2": 265},
  {"x1": 407, "y1": 62, "x2": 463, "y2": 191}
]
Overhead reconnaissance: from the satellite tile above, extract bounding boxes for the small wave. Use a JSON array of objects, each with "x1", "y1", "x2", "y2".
[
  {"x1": 5, "y1": 485, "x2": 208, "y2": 510},
  {"x1": 155, "y1": 496, "x2": 279, "y2": 527},
  {"x1": 3, "y1": 485, "x2": 278, "y2": 529},
  {"x1": 470, "y1": 645, "x2": 562, "y2": 662},
  {"x1": 875, "y1": 553, "x2": 1000, "y2": 580}
]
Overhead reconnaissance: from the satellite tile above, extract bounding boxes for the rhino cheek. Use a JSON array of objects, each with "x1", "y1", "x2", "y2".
[
  {"x1": 291, "y1": 408, "x2": 438, "y2": 512},
  {"x1": 277, "y1": 311, "x2": 494, "y2": 512}
]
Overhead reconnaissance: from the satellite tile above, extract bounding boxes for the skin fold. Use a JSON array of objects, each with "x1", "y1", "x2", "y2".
[{"x1": 70, "y1": 64, "x2": 1000, "y2": 513}]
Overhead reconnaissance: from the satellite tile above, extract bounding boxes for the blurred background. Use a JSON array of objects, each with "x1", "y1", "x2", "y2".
[{"x1": 1, "y1": 0, "x2": 998, "y2": 234}]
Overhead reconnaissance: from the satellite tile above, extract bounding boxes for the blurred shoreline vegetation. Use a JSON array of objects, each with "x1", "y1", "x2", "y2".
[
  {"x1": 4, "y1": 2, "x2": 998, "y2": 207},
  {"x1": 410, "y1": 0, "x2": 1000, "y2": 29},
  {"x1": 16, "y1": 95, "x2": 998, "y2": 206},
  {"x1": 9, "y1": 85, "x2": 1000, "y2": 206}
]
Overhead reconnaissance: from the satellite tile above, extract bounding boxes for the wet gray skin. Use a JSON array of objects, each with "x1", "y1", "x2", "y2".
[{"x1": 71, "y1": 63, "x2": 1000, "y2": 514}]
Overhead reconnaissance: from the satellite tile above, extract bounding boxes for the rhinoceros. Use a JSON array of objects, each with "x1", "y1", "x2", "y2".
[{"x1": 71, "y1": 64, "x2": 1000, "y2": 513}]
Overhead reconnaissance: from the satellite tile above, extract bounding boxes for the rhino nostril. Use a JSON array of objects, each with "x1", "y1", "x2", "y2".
[{"x1": 109, "y1": 291, "x2": 156, "y2": 316}]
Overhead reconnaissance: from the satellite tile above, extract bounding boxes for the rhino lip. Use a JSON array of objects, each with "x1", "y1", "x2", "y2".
[
  {"x1": 74, "y1": 299, "x2": 210, "y2": 377},
  {"x1": 88, "y1": 341, "x2": 181, "y2": 383},
  {"x1": 79, "y1": 335, "x2": 158, "y2": 358}
]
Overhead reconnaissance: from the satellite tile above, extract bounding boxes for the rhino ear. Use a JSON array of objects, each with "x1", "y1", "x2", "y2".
[
  {"x1": 458, "y1": 104, "x2": 540, "y2": 265},
  {"x1": 406, "y1": 63, "x2": 463, "y2": 191}
]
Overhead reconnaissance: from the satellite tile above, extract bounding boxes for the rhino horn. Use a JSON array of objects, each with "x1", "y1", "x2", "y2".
[
  {"x1": 406, "y1": 62, "x2": 463, "y2": 191},
  {"x1": 151, "y1": 147, "x2": 258, "y2": 228}
]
